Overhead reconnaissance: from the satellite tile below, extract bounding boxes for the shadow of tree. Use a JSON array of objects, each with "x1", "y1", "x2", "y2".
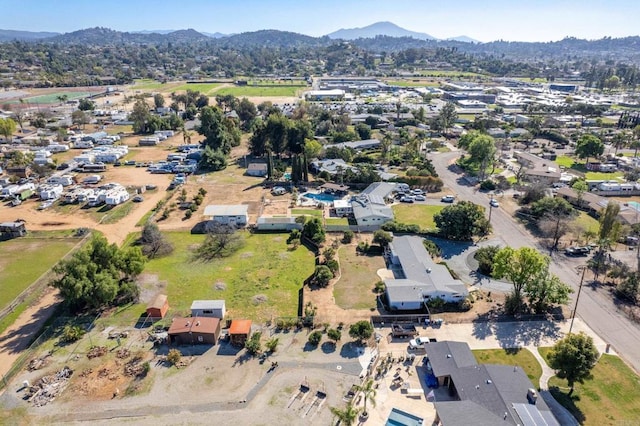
[
  {"x1": 548, "y1": 386, "x2": 586, "y2": 424},
  {"x1": 472, "y1": 318, "x2": 562, "y2": 348}
]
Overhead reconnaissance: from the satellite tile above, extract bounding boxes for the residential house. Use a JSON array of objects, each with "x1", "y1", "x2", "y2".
[
  {"x1": 323, "y1": 139, "x2": 381, "y2": 151},
  {"x1": 168, "y1": 316, "x2": 222, "y2": 345},
  {"x1": 0, "y1": 221, "x2": 26, "y2": 238},
  {"x1": 204, "y1": 204, "x2": 249, "y2": 227},
  {"x1": 513, "y1": 151, "x2": 561, "y2": 185},
  {"x1": 384, "y1": 236, "x2": 468, "y2": 310},
  {"x1": 246, "y1": 163, "x2": 268, "y2": 177},
  {"x1": 428, "y1": 341, "x2": 560, "y2": 426},
  {"x1": 310, "y1": 159, "x2": 356, "y2": 176},
  {"x1": 333, "y1": 199, "x2": 353, "y2": 217},
  {"x1": 229, "y1": 319, "x2": 252, "y2": 347},
  {"x1": 256, "y1": 216, "x2": 303, "y2": 231}
]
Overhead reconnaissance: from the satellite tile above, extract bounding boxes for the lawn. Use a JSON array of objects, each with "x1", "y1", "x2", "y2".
[
  {"x1": 0, "y1": 236, "x2": 78, "y2": 311},
  {"x1": 392, "y1": 204, "x2": 444, "y2": 230},
  {"x1": 473, "y1": 348, "x2": 542, "y2": 385},
  {"x1": 545, "y1": 353, "x2": 640, "y2": 425},
  {"x1": 334, "y1": 246, "x2": 385, "y2": 310},
  {"x1": 141, "y1": 231, "x2": 315, "y2": 322},
  {"x1": 325, "y1": 217, "x2": 349, "y2": 226},
  {"x1": 555, "y1": 155, "x2": 575, "y2": 168},
  {"x1": 7, "y1": 91, "x2": 96, "y2": 104},
  {"x1": 291, "y1": 208, "x2": 322, "y2": 217},
  {"x1": 574, "y1": 212, "x2": 599, "y2": 235},
  {"x1": 172, "y1": 83, "x2": 221, "y2": 94},
  {"x1": 584, "y1": 171, "x2": 624, "y2": 181},
  {"x1": 214, "y1": 86, "x2": 303, "y2": 97},
  {"x1": 131, "y1": 79, "x2": 172, "y2": 91}
]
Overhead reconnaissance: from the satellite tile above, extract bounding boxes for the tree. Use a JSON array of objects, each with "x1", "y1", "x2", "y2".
[
  {"x1": 342, "y1": 230, "x2": 354, "y2": 244},
  {"x1": 330, "y1": 403, "x2": 361, "y2": 426},
  {"x1": 617, "y1": 272, "x2": 640, "y2": 303},
  {"x1": 527, "y1": 273, "x2": 572, "y2": 314},
  {"x1": 199, "y1": 146, "x2": 228, "y2": 171},
  {"x1": 571, "y1": 180, "x2": 589, "y2": 209},
  {"x1": 348, "y1": 320, "x2": 373, "y2": 343},
  {"x1": 474, "y1": 245, "x2": 500, "y2": 276},
  {"x1": 434, "y1": 201, "x2": 490, "y2": 241},
  {"x1": 530, "y1": 197, "x2": 577, "y2": 252},
  {"x1": 308, "y1": 330, "x2": 322, "y2": 346},
  {"x1": 575, "y1": 134, "x2": 604, "y2": 165},
  {"x1": 139, "y1": 223, "x2": 174, "y2": 259},
  {"x1": 302, "y1": 217, "x2": 325, "y2": 244},
  {"x1": 78, "y1": 98, "x2": 95, "y2": 111},
  {"x1": 236, "y1": 97, "x2": 257, "y2": 130},
  {"x1": 436, "y1": 102, "x2": 458, "y2": 136},
  {"x1": 153, "y1": 93, "x2": 165, "y2": 109},
  {"x1": 51, "y1": 234, "x2": 146, "y2": 311},
  {"x1": 355, "y1": 123, "x2": 372, "y2": 140},
  {"x1": 355, "y1": 379, "x2": 377, "y2": 418},
  {"x1": 547, "y1": 332, "x2": 599, "y2": 396},
  {"x1": 327, "y1": 328, "x2": 341, "y2": 345},
  {"x1": 598, "y1": 201, "x2": 621, "y2": 251},
  {"x1": 303, "y1": 139, "x2": 322, "y2": 160},
  {"x1": 198, "y1": 106, "x2": 236, "y2": 154},
  {"x1": 167, "y1": 349, "x2": 182, "y2": 366},
  {"x1": 493, "y1": 247, "x2": 551, "y2": 314},
  {"x1": 312, "y1": 265, "x2": 333, "y2": 287},
  {"x1": 193, "y1": 224, "x2": 244, "y2": 261},
  {"x1": 0, "y1": 117, "x2": 17, "y2": 141},
  {"x1": 372, "y1": 230, "x2": 393, "y2": 246},
  {"x1": 458, "y1": 131, "x2": 497, "y2": 179},
  {"x1": 130, "y1": 99, "x2": 152, "y2": 133},
  {"x1": 245, "y1": 332, "x2": 262, "y2": 355}
]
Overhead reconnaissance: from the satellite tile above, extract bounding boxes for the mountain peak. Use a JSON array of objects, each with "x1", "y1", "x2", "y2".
[{"x1": 327, "y1": 21, "x2": 436, "y2": 41}]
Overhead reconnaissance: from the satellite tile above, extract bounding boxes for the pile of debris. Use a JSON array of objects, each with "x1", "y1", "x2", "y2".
[
  {"x1": 124, "y1": 356, "x2": 146, "y2": 377},
  {"x1": 116, "y1": 348, "x2": 131, "y2": 359},
  {"x1": 108, "y1": 330, "x2": 129, "y2": 340},
  {"x1": 28, "y1": 354, "x2": 52, "y2": 371},
  {"x1": 26, "y1": 367, "x2": 73, "y2": 407},
  {"x1": 86, "y1": 346, "x2": 107, "y2": 359}
]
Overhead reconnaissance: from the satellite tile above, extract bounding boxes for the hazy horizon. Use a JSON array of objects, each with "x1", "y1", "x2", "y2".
[{"x1": 2, "y1": 0, "x2": 639, "y2": 43}]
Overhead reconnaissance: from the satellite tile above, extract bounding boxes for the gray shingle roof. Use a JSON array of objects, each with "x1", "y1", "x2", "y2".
[{"x1": 424, "y1": 341, "x2": 478, "y2": 377}]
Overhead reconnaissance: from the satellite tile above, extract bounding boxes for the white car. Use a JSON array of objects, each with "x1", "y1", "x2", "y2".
[
  {"x1": 411, "y1": 189, "x2": 424, "y2": 195},
  {"x1": 414, "y1": 195, "x2": 426, "y2": 201},
  {"x1": 409, "y1": 336, "x2": 431, "y2": 349},
  {"x1": 401, "y1": 196, "x2": 415, "y2": 203},
  {"x1": 490, "y1": 199, "x2": 499, "y2": 208},
  {"x1": 441, "y1": 195, "x2": 455, "y2": 203}
]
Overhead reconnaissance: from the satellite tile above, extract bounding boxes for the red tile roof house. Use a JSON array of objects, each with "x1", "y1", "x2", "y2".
[{"x1": 168, "y1": 317, "x2": 221, "y2": 345}]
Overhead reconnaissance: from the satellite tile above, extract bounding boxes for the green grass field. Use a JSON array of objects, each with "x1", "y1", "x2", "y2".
[
  {"x1": 172, "y1": 83, "x2": 221, "y2": 94},
  {"x1": 325, "y1": 217, "x2": 349, "y2": 226},
  {"x1": 291, "y1": 209, "x2": 322, "y2": 217},
  {"x1": 392, "y1": 204, "x2": 444, "y2": 230},
  {"x1": 334, "y1": 247, "x2": 384, "y2": 310},
  {"x1": 417, "y1": 70, "x2": 487, "y2": 78},
  {"x1": 544, "y1": 352, "x2": 640, "y2": 425},
  {"x1": 0, "y1": 237, "x2": 78, "y2": 311},
  {"x1": 555, "y1": 156, "x2": 575, "y2": 168},
  {"x1": 473, "y1": 348, "x2": 543, "y2": 385},
  {"x1": 7, "y1": 91, "x2": 96, "y2": 105},
  {"x1": 214, "y1": 86, "x2": 303, "y2": 97},
  {"x1": 386, "y1": 80, "x2": 440, "y2": 87},
  {"x1": 141, "y1": 231, "x2": 315, "y2": 321},
  {"x1": 585, "y1": 171, "x2": 624, "y2": 181}
]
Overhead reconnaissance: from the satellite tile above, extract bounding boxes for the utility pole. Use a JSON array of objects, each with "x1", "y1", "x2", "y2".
[{"x1": 569, "y1": 265, "x2": 587, "y2": 335}]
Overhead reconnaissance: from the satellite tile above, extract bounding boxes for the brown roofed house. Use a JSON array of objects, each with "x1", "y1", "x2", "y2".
[
  {"x1": 168, "y1": 316, "x2": 221, "y2": 345},
  {"x1": 229, "y1": 319, "x2": 252, "y2": 347}
]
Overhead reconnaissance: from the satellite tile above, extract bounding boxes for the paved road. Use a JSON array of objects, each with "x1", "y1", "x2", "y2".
[{"x1": 429, "y1": 148, "x2": 640, "y2": 374}]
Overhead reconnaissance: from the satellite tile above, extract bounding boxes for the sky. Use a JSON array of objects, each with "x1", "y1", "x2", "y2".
[{"x1": 2, "y1": 0, "x2": 639, "y2": 42}]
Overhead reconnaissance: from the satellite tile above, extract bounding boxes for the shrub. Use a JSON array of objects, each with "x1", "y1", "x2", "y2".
[
  {"x1": 479, "y1": 179, "x2": 496, "y2": 191},
  {"x1": 474, "y1": 245, "x2": 500, "y2": 276},
  {"x1": 167, "y1": 348, "x2": 182, "y2": 366},
  {"x1": 373, "y1": 230, "x2": 393, "y2": 246},
  {"x1": 308, "y1": 330, "x2": 322, "y2": 346},
  {"x1": 265, "y1": 337, "x2": 279, "y2": 353},
  {"x1": 381, "y1": 221, "x2": 420, "y2": 234},
  {"x1": 313, "y1": 265, "x2": 334, "y2": 287},
  {"x1": 60, "y1": 324, "x2": 85, "y2": 343},
  {"x1": 327, "y1": 328, "x2": 342, "y2": 344},
  {"x1": 184, "y1": 210, "x2": 193, "y2": 219},
  {"x1": 427, "y1": 297, "x2": 445, "y2": 310},
  {"x1": 422, "y1": 239, "x2": 441, "y2": 257},
  {"x1": 141, "y1": 361, "x2": 151, "y2": 376},
  {"x1": 357, "y1": 241, "x2": 370, "y2": 253},
  {"x1": 342, "y1": 230, "x2": 354, "y2": 244},
  {"x1": 326, "y1": 259, "x2": 339, "y2": 274},
  {"x1": 349, "y1": 320, "x2": 373, "y2": 342},
  {"x1": 245, "y1": 332, "x2": 262, "y2": 355},
  {"x1": 374, "y1": 280, "x2": 386, "y2": 294}
]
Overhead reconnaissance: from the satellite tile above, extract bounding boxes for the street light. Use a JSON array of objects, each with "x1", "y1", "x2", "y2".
[{"x1": 569, "y1": 265, "x2": 587, "y2": 335}]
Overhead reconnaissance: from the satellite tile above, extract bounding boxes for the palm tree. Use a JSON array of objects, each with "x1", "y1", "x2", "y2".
[
  {"x1": 355, "y1": 378, "x2": 377, "y2": 418},
  {"x1": 330, "y1": 402, "x2": 361, "y2": 426}
]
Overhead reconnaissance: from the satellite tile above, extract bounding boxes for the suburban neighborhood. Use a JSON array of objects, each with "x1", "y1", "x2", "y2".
[{"x1": 1, "y1": 8, "x2": 640, "y2": 426}]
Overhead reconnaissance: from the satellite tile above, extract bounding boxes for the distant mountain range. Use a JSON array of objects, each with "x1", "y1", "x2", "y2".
[{"x1": 0, "y1": 22, "x2": 479, "y2": 44}]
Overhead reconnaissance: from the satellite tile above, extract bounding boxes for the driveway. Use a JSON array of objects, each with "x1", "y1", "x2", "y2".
[{"x1": 429, "y1": 148, "x2": 640, "y2": 374}]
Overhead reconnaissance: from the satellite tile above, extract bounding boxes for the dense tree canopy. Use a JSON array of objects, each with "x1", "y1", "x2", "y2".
[
  {"x1": 0, "y1": 117, "x2": 17, "y2": 141},
  {"x1": 51, "y1": 234, "x2": 146, "y2": 311},
  {"x1": 575, "y1": 134, "x2": 604, "y2": 163},
  {"x1": 434, "y1": 201, "x2": 490, "y2": 241}
]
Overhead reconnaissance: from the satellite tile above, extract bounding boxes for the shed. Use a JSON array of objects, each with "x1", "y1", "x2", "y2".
[
  {"x1": 190, "y1": 300, "x2": 225, "y2": 319},
  {"x1": 246, "y1": 162, "x2": 268, "y2": 177},
  {"x1": 0, "y1": 221, "x2": 26, "y2": 238},
  {"x1": 146, "y1": 294, "x2": 169, "y2": 319},
  {"x1": 168, "y1": 316, "x2": 221, "y2": 345},
  {"x1": 229, "y1": 319, "x2": 252, "y2": 347}
]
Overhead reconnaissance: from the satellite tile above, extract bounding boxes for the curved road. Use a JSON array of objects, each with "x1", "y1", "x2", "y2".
[{"x1": 430, "y1": 148, "x2": 640, "y2": 374}]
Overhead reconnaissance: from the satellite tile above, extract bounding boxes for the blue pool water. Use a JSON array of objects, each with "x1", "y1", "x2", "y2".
[
  {"x1": 629, "y1": 201, "x2": 640, "y2": 212},
  {"x1": 301, "y1": 192, "x2": 340, "y2": 202},
  {"x1": 283, "y1": 172, "x2": 291, "y2": 181}
]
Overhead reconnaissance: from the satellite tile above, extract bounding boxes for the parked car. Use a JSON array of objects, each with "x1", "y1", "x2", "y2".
[
  {"x1": 132, "y1": 195, "x2": 144, "y2": 202},
  {"x1": 409, "y1": 336, "x2": 435, "y2": 350},
  {"x1": 565, "y1": 246, "x2": 591, "y2": 256},
  {"x1": 414, "y1": 195, "x2": 426, "y2": 201},
  {"x1": 411, "y1": 189, "x2": 424, "y2": 195},
  {"x1": 441, "y1": 195, "x2": 455, "y2": 203},
  {"x1": 401, "y1": 196, "x2": 415, "y2": 203},
  {"x1": 490, "y1": 199, "x2": 499, "y2": 207}
]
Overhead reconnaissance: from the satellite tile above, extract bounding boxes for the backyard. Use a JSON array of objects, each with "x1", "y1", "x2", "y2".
[
  {"x1": 392, "y1": 204, "x2": 444, "y2": 230},
  {"x1": 472, "y1": 348, "x2": 542, "y2": 384},
  {"x1": 140, "y1": 231, "x2": 316, "y2": 322},
  {"x1": 542, "y1": 351, "x2": 640, "y2": 425},
  {"x1": 555, "y1": 156, "x2": 624, "y2": 180},
  {"x1": 333, "y1": 246, "x2": 385, "y2": 310}
]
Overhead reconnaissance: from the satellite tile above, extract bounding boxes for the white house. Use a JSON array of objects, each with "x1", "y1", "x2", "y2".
[
  {"x1": 246, "y1": 163, "x2": 268, "y2": 177},
  {"x1": 333, "y1": 199, "x2": 353, "y2": 217},
  {"x1": 204, "y1": 204, "x2": 249, "y2": 227},
  {"x1": 384, "y1": 236, "x2": 468, "y2": 310},
  {"x1": 190, "y1": 300, "x2": 226, "y2": 319},
  {"x1": 351, "y1": 182, "x2": 396, "y2": 228}
]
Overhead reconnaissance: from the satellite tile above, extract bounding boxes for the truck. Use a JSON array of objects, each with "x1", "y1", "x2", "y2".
[{"x1": 391, "y1": 323, "x2": 418, "y2": 338}]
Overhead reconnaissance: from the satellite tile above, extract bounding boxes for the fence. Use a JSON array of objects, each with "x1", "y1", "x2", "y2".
[{"x1": 0, "y1": 232, "x2": 91, "y2": 323}]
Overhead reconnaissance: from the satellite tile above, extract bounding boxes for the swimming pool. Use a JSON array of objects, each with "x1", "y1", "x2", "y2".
[
  {"x1": 628, "y1": 201, "x2": 640, "y2": 212},
  {"x1": 300, "y1": 192, "x2": 340, "y2": 203}
]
